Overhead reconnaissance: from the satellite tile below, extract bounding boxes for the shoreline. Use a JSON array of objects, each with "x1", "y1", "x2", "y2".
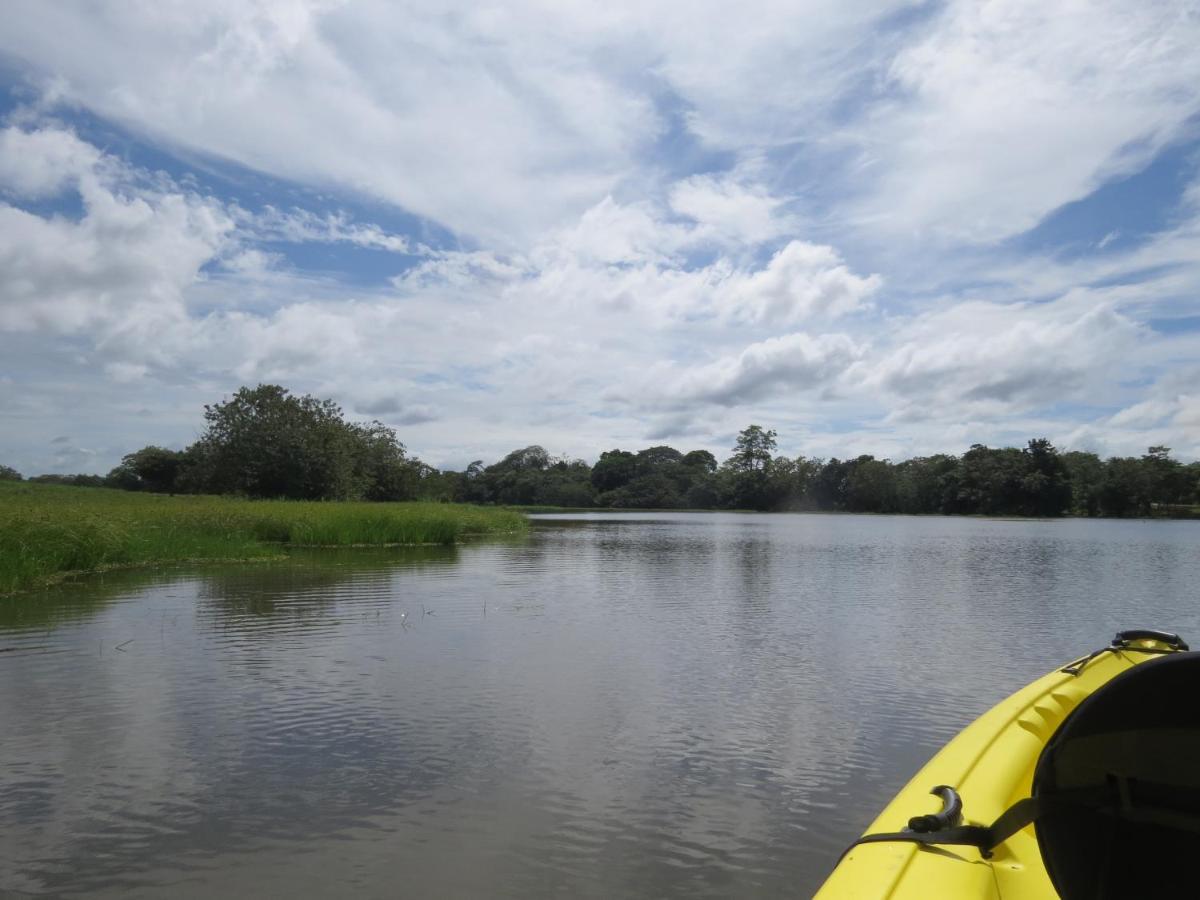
[{"x1": 0, "y1": 482, "x2": 528, "y2": 596}]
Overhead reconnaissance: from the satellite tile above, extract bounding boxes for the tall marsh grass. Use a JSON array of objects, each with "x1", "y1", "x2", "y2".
[{"x1": 0, "y1": 482, "x2": 527, "y2": 594}]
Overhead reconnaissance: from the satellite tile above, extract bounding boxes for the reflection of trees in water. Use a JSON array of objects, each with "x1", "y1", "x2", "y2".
[
  {"x1": 193, "y1": 546, "x2": 462, "y2": 624},
  {"x1": 0, "y1": 568, "x2": 185, "y2": 634},
  {"x1": 0, "y1": 546, "x2": 466, "y2": 635}
]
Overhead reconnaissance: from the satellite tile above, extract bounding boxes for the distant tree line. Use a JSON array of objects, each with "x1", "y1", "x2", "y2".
[
  {"x1": 4, "y1": 385, "x2": 1199, "y2": 518},
  {"x1": 446, "y1": 429, "x2": 1200, "y2": 518}
]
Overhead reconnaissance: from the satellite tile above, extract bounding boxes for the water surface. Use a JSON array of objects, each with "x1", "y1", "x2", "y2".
[{"x1": 3, "y1": 513, "x2": 1199, "y2": 897}]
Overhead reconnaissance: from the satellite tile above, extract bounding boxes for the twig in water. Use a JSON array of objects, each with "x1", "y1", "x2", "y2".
[{"x1": 114, "y1": 639, "x2": 134, "y2": 653}]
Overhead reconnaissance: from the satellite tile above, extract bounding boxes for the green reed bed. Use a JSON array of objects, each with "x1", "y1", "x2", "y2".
[{"x1": 0, "y1": 482, "x2": 527, "y2": 595}]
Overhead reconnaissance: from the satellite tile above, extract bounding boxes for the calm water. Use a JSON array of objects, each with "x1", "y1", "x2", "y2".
[{"x1": 2, "y1": 512, "x2": 1199, "y2": 898}]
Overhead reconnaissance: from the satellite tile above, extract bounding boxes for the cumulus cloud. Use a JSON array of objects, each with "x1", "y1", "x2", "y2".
[
  {"x1": 637, "y1": 332, "x2": 865, "y2": 409},
  {"x1": 0, "y1": 127, "x2": 232, "y2": 340},
  {"x1": 0, "y1": 126, "x2": 101, "y2": 198},
  {"x1": 716, "y1": 241, "x2": 881, "y2": 324},
  {"x1": 668, "y1": 173, "x2": 792, "y2": 248},
  {"x1": 2, "y1": 3, "x2": 1200, "y2": 475},
  {"x1": 1102, "y1": 364, "x2": 1200, "y2": 457},
  {"x1": 400, "y1": 195, "x2": 881, "y2": 329},
  {"x1": 862, "y1": 296, "x2": 1144, "y2": 420}
]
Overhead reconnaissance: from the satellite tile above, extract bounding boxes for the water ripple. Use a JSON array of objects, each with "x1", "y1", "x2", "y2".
[{"x1": 2, "y1": 516, "x2": 1200, "y2": 897}]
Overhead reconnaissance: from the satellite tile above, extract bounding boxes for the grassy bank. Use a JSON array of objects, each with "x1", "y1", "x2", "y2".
[{"x1": 0, "y1": 482, "x2": 527, "y2": 595}]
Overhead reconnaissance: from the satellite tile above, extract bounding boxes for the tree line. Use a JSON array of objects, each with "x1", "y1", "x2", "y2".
[{"x1": 3, "y1": 384, "x2": 1198, "y2": 518}]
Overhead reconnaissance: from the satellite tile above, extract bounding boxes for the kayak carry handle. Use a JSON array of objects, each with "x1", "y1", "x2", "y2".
[
  {"x1": 1112, "y1": 629, "x2": 1188, "y2": 651},
  {"x1": 1063, "y1": 628, "x2": 1189, "y2": 675},
  {"x1": 907, "y1": 785, "x2": 962, "y2": 833}
]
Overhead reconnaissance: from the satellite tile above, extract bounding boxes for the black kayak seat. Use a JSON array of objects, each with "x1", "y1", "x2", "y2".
[{"x1": 1033, "y1": 650, "x2": 1200, "y2": 899}]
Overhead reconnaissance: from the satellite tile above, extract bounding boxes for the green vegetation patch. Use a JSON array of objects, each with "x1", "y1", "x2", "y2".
[{"x1": 0, "y1": 482, "x2": 527, "y2": 595}]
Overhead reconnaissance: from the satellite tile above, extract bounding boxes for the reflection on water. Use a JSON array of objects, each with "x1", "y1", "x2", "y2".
[{"x1": 2, "y1": 514, "x2": 1199, "y2": 898}]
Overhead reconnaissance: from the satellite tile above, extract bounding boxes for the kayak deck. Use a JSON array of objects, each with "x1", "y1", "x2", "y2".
[{"x1": 814, "y1": 644, "x2": 1164, "y2": 899}]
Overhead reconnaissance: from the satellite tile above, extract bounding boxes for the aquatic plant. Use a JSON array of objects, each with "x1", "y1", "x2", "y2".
[{"x1": 0, "y1": 482, "x2": 527, "y2": 595}]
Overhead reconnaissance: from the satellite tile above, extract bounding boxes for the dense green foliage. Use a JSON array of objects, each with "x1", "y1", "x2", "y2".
[
  {"x1": 439, "y1": 430, "x2": 1199, "y2": 517},
  {"x1": 8, "y1": 384, "x2": 1197, "y2": 518},
  {"x1": 97, "y1": 385, "x2": 435, "y2": 501},
  {"x1": 0, "y1": 481, "x2": 526, "y2": 595}
]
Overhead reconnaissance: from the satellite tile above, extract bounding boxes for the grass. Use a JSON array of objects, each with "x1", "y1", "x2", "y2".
[{"x1": 0, "y1": 481, "x2": 527, "y2": 595}]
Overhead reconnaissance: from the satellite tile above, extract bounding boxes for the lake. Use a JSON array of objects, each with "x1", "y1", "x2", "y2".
[{"x1": 2, "y1": 512, "x2": 1198, "y2": 897}]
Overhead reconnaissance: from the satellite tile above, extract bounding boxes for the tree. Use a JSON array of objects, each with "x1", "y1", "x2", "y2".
[
  {"x1": 0, "y1": 464, "x2": 21, "y2": 482},
  {"x1": 844, "y1": 456, "x2": 899, "y2": 513},
  {"x1": 894, "y1": 455, "x2": 957, "y2": 514},
  {"x1": 109, "y1": 446, "x2": 185, "y2": 493},
  {"x1": 1142, "y1": 446, "x2": 1192, "y2": 507},
  {"x1": 458, "y1": 460, "x2": 490, "y2": 503},
  {"x1": 950, "y1": 444, "x2": 1027, "y2": 515},
  {"x1": 481, "y1": 445, "x2": 554, "y2": 505},
  {"x1": 1061, "y1": 451, "x2": 1104, "y2": 516},
  {"x1": 353, "y1": 422, "x2": 419, "y2": 501},
  {"x1": 722, "y1": 426, "x2": 780, "y2": 510},
  {"x1": 598, "y1": 472, "x2": 682, "y2": 508},
  {"x1": 591, "y1": 449, "x2": 637, "y2": 493},
  {"x1": 809, "y1": 458, "x2": 850, "y2": 510},
  {"x1": 727, "y1": 426, "x2": 777, "y2": 473},
  {"x1": 1019, "y1": 438, "x2": 1072, "y2": 517},
  {"x1": 635, "y1": 445, "x2": 684, "y2": 473},
  {"x1": 189, "y1": 385, "x2": 372, "y2": 499},
  {"x1": 537, "y1": 456, "x2": 596, "y2": 507},
  {"x1": 1099, "y1": 457, "x2": 1150, "y2": 517},
  {"x1": 675, "y1": 449, "x2": 720, "y2": 506},
  {"x1": 29, "y1": 473, "x2": 106, "y2": 487},
  {"x1": 493, "y1": 446, "x2": 551, "y2": 472},
  {"x1": 681, "y1": 450, "x2": 717, "y2": 473}
]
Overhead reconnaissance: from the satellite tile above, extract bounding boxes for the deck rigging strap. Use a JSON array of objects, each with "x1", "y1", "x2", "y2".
[
  {"x1": 837, "y1": 779, "x2": 1200, "y2": 864},
  {"x1": 835, "y1": 795, "x2": 1046, "y2": 862}
]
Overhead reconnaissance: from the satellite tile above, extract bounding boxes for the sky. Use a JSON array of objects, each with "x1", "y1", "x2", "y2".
[{"x1": 1, "y1": 0, "x2": 1200, "y2": 475}]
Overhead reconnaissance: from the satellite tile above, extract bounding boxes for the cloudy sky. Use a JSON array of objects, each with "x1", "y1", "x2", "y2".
[{"x1": 1, "y1": 1, "x2": 1199, "y2": 475}]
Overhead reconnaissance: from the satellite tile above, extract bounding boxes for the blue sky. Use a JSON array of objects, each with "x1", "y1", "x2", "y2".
[{"x1": 1, "y1": 1, "x2": 1199, "y2": 475}]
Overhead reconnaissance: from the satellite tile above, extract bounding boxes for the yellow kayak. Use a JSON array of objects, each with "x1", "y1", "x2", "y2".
[{"x1": 815, "y1": 629, "x2": 1196, "y2": 899}]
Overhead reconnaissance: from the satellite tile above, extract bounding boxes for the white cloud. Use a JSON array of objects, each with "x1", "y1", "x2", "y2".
[
  {"x1": 668, "y1": 173, "x2": 791, "y2": 248},
  {"x1": 0, "y1": 1, "x2": 655, "y2": 244},
  {"x1": 645, "y1": 0, "x2": 917, "y2": 148},
  {"x1": 3, "y1": 4, "x2": 1200, "y2": 474},
  {"x1": 2, "y1": 0, "x2": 1197, "y2": 256},
  {"x1": 639, "y1": 332, "x2": 865, "y2": 409},
  {"x1": 0, "y1": 0, "x2": 927, "y2": 246},
  {"x1": 1108, "y1": 397, "x2": 1178, "y2": 429},
  {"x1": 861, "y1": 294, "x2": 1144, "y2": 420},
  {"x1": 243, "y1": 206, "x2": 414, "y2": 253},
  {"x1": 0, "y1": 129, "x2": 232, "y2": 339},
  {"x1": 855, "y1": 0, "x2": 1200, "y2": 241},
  {"x1": 0, "y1": 126, "x2": 101, "y2": 198},
  {"x1": 402, "y1": 196, "x2": 881, "y2": 329},
  {"x1": 716, "y1": 241, "x2": 882, "y2": 324}
]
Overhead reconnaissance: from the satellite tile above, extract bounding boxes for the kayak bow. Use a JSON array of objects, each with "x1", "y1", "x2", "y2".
[{"x1": 815, "y1": 629, "x2": 1195, "y2": 899}]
